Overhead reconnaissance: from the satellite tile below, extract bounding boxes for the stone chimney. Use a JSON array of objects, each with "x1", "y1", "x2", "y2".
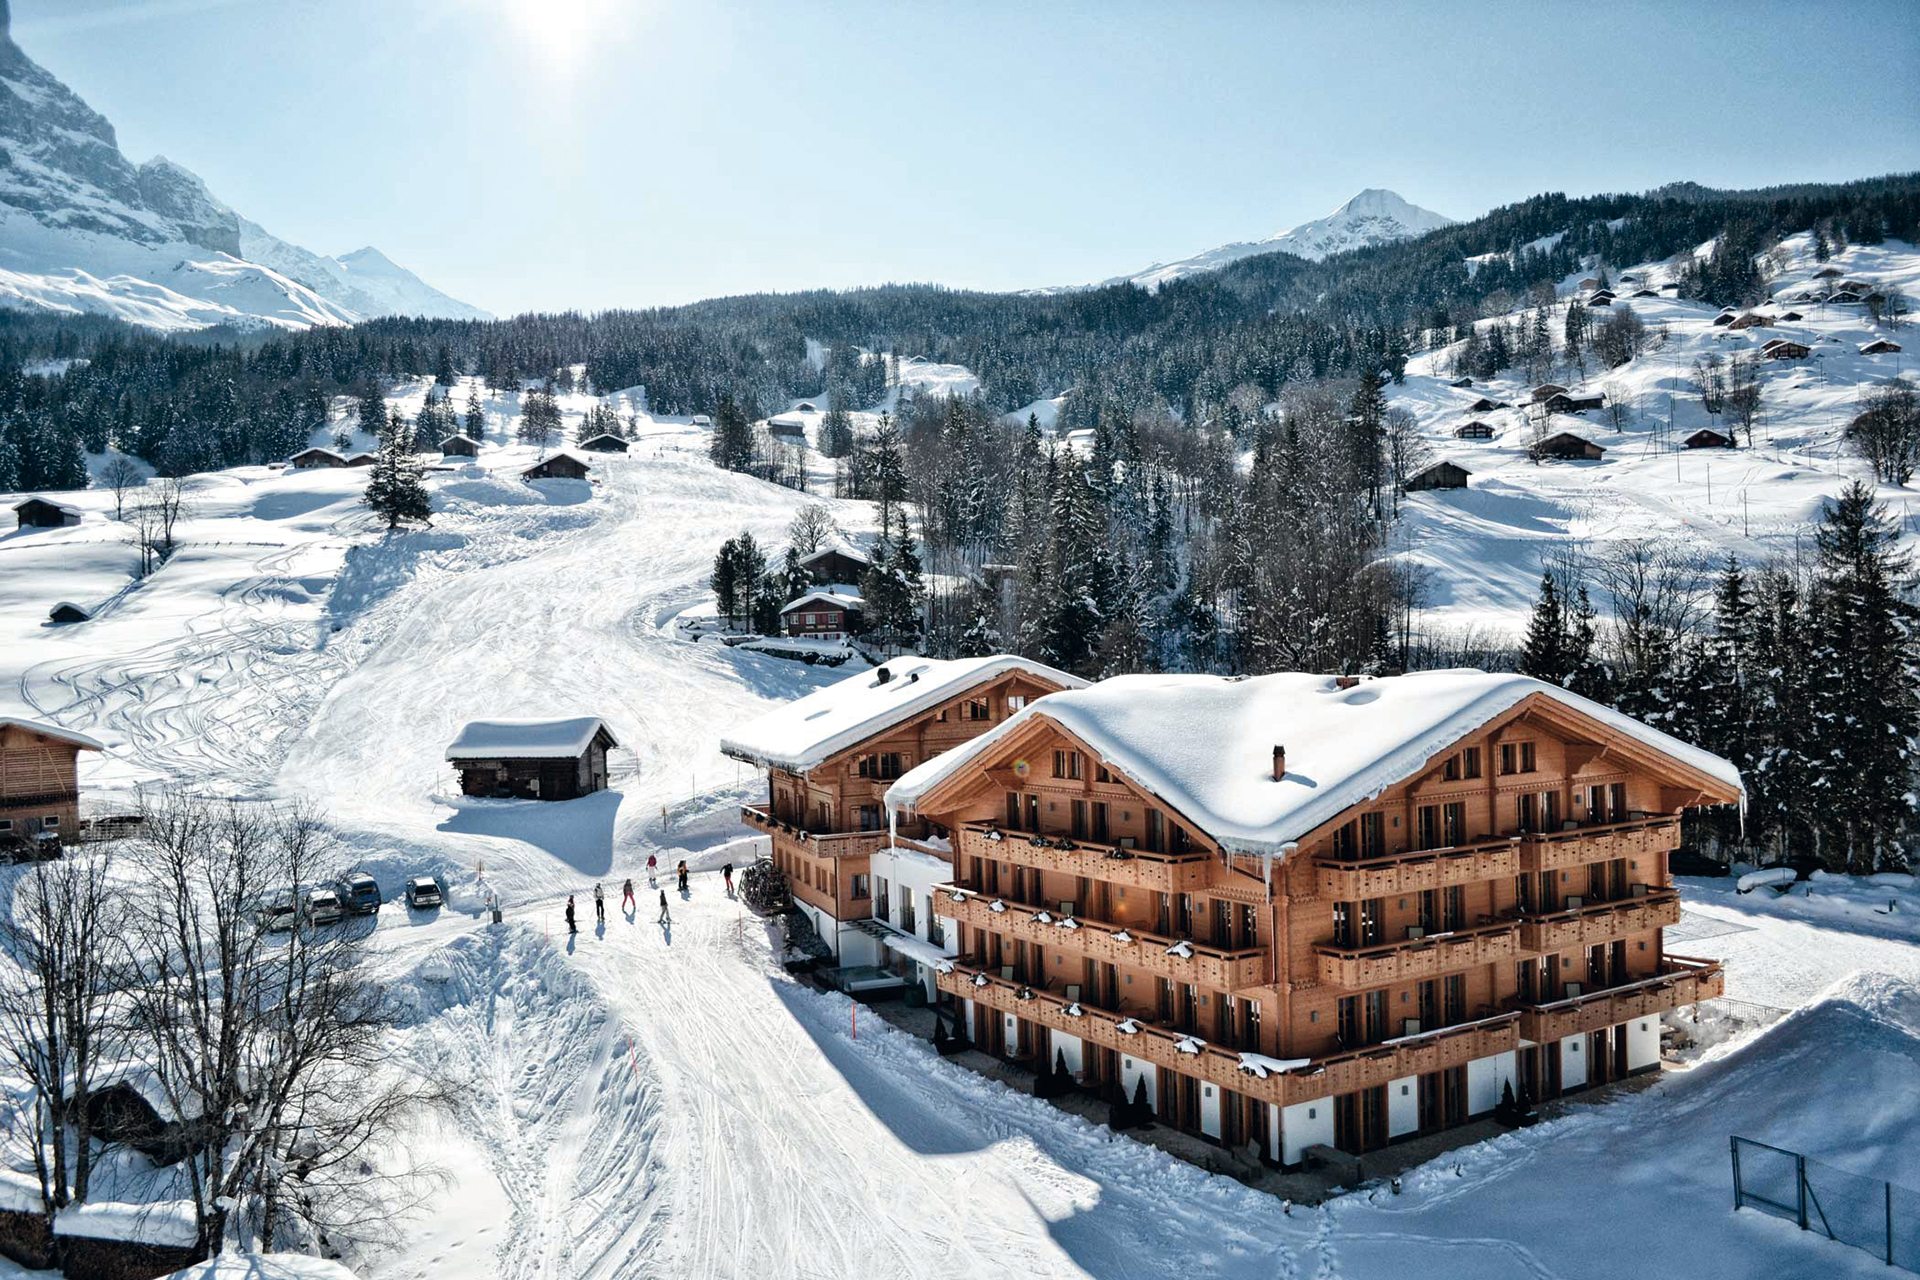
[{"x1": 1272, "y1": 745, "x2": 1286, "y2": 781}]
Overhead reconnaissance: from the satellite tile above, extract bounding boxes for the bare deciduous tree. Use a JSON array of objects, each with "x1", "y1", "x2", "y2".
[
  {"x1": 99, "y1": 455, "x2": 145, "y2": 521},
  {"x1": 784, "y1": 503, "x2": 840, "y2": 556}
]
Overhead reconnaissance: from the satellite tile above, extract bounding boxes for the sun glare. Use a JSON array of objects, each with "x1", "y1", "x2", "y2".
[{"x1": 495, "y1": 0, "x2": 623, "y2": 72}]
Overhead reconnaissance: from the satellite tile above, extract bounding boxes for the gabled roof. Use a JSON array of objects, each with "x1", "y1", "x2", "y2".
[
  {"x1": 798, "y1": 544, "x2": 870, "y2": 568},
  {"x1": 887, "y1": 670, "x2": 1741, "y2": 857},
  {"x1": 780, "y1": 589, "x2": 866, "y2": 615},
  {"x1": 446, "y1": 716, "x2": 616, "y2": 760},
  {"x1": 522, "y1": 451, "x2": 589, "y2": 475},
  {"x1": 578, "y1": 432, "x2": 629, "y2": 449},
  {"x1": 1409, "y1": 460, "x2": 1471, "y2": 480},
  {"x1": 0, "y1": 715, "x2": 104, "y2": 751},
  {"x1": 439, "y1": 433, "x2": 478, "y2": 447},
  {"x1": 13, "y1": 497, "x2": 81, "y2": 516},
  {"x1": 720, "y1": 654, "x2": 1085, "y2": 774},
  {"x1": 290, "y1": 447, "x2": 343, "y2": 460}
]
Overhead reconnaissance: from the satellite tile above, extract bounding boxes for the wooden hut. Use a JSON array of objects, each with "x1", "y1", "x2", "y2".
[
  {"x1": 521, "y1": 453, "x2": 591, "y2": 481},
  {"x1": 1531, "y1": 432, "x2": 1606, "y2": 462},
  {"x1": 1711, "y1": 310, "x2": 1737, "y2": 326},
  {"x1": 1779, "y1": 311, "x2": 1804, "y2": 322},
  {"x1": 799, "y1": 545, "x2": 870, "y2": 586},
  {"x1": 1860, "y1": 338, "x2": 1903, "y2": 355},
  {"x1": 1684, "y1": 428, "x2": 1735, "y2": 449},
  {"x1": 766, "y1": 416, "x2": 807, "y2": 442},
  {"x1": 342, "y1": 453, "x2": 377, "y2": 468},
  {"x1": 1726, "y1": 313, "x2": 1774, "y2": 330},
  {"x1": 1529, "y1": 383, "x2": 1570, "y2": 403},
  {"x1": 1449, "y1": 377, "x2": 1473, "y2": 388},
  {"x1": 1453, "y1": 421, "x2": 1496, "y2": 440},
  {"x1": 445, "y1": 717, "x2": 617, "y2": 800},
  {"x1": 1764, "y1": 340, "x2": 1811, "y2": 360},
  {"x1": 1404, "y1": 461, "x2": 1471, "y2": 492},
  {"x1": 0, "y1": 715, "x2": 103, "y2": 852},
  {"x1": 290, "y1": 447, "x2": 347, "y2": 469},
  {"x1": 1632, "y1": 288, "x2": 1659, "y2": 298},
  {"x1": 1542, "y1": 392, "x2": 1605, "y2": 413},
  {"x1": 439, "y1": 434, "x2": 479, "y2": 458},
  {"x1": 13, "y1": 498, "x2": 80, "y2": 529},
  {"x1": 577, "y1": 433, "x2": 630, "y2": 453},
  {"x1": 1467, "y1": 397, "x2": 1508, "y2": 412},
  {"x1": 48, "y1": 602, "x2": 91, "y2": 624}
]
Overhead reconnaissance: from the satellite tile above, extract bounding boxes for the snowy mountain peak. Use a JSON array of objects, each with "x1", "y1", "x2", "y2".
[{"x1": 1088, "y1": 187, "x2": 1455, "y2": 292}]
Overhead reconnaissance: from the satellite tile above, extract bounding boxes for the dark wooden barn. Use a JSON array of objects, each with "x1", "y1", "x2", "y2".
[
  {"x1": 578, "y1": 433, "x2": 630, "y2": 453},
  {"x1": 289, "y1": 447, "x2": 346, "y2": 468},
  {"x1": 48, "y1": 602, "x2": 91, "y2": 624},
  {"x1": 1684, "y1": 428, "x2": 1735, "y2": 449},
  {"x1": 13, "y1": 498, "x2": 80, "y2": 529},
  {"x1": 446, "y1": 717, "x2": 618, "y2": 800},
  {"x1": 439, "y1": 434, "x2": 480, "y2": 457},
  {"x1": 1405, "y1": 461, "x2": 1471, "y2": 492},
  {"x1": 1453, "y1": 421, "x2": 1496, "y2": 440},
  {"x1": 522, "y1": 453, "x2": 591, "y2": 481},
  {"x1": 799, "y1": 546, "x2": 870, "y2": 586},
  {"x1": 1531, "y1": 432, "x2": 1606, "y2": 462}
]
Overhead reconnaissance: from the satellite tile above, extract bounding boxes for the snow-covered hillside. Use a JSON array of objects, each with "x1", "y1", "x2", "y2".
[
  {"x1": 1388, "y1": 234, "x2": 1919, "y2": 630},
  {"x1": 1084, "y1": 188, "x2": 1456, "y2": 292},
  {"x1": 0, "y1": 9, "x2": 485, "y2": 329}
]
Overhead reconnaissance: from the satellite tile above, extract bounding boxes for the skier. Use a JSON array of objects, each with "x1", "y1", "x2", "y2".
[
  {"x1": 677, "y1": 860, "x2": 689, "y2": 893},
  {"x1": 622, "y1": 878, "x2": 635, "y2": 911},
  {"x1": 564, "y1": 894, "x2": 577, "y2": 935},
  {"x1": 646, "y1": 853, "x2": 658, "y2": 887},
  {"x1": 657, "y1": 890, "x2": 671, "y2": 925},
  {"x1": 722, "y1": 862, "x2": 734, "y2": 896},
  {"x1": 594, "y1": 882, "x2": 606, "y2": 924}
]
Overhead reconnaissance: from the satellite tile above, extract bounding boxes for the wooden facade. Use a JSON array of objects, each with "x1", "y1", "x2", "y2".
[
  {"x1": 439, "y1": 434, "x2": 480, "y2": 457},
  {"x1": 289, "y1": 447, "x2": 347, "y2": 468},
  {"x1": 1405, "y1": 461, "x2": 1470, "y2": 492},
  {"x1": 799, "y1": 547, "x2": 870, "y2": 586},
  {"x1": 449, "y1": 723, "x2": 616, "y2": 801},
  {"x1": 903, "y1": 689, "x2": 1737, "y2": 1163},
  {"x1": 1684, "y1": 428, "x2": 1734, "y2": 449},
  {"x1": 14, "y1": 498, "x2": 79, "y2": 529},
  {"x1": 523, "y1": 453, "x2": 591, "y2": 481},
  {"x1": 782, "y1": 592, "x2": 864, "y2": 640},
  {"x1": 1531, "y1": 432, "x2": 1605, "y2": 462},
  {"x1": 0, "y1": 719, "x2": 100, "y2": 853}
]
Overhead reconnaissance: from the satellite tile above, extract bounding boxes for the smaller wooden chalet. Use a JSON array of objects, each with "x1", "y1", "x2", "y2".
[
  {"x1": 1632, "y1": 288, "x2": 1659, "y2": 298},
  {"x1": 1860, "y1": 338, "x2": 1903, "y2": 355},
  {"x1": 781, "y1": 589, "x2": 864, "y2": 641},
  {"x1": 290, "y1": 447, "x2": 347, "y2": 468},
  {"x1": 766, "y1": 416, "x2": 807, "y2": 442},
  {"x1": 1453, "y1": 421, "x2": 1495, "y2": 440},
  {"x1": 799, "y1": 545, "x2": 870, "y2": 586},
  {"x1": 1814, "y1": 266, "x2": 1843, "y2": 279},
  {"x1": 1764, "y1": 340, "x2": 1811, "y2": 360},
  {"x1": 1726, "y1": 313, "x2": 1773, "y2": 330},
  {"x1": 446, "y1": 716, "x2": 617, "y2": 800},
  {"x1": 1405, "y1": 460, "x2": 1470, "y2": 491},
  {"x1": 1575, "y1": 277, "x2": 1599, "y2": 291},
  {"x1": 1466, "y1": 397, "x2": 1508, "y2": 412},
  {"x1": 48, "y1": 602, "x2": 91, "y2": 624},
  {"x1": 1542, "y1": 392, "x2": 1605, "y2": 413},
  {"x1": 1449, "y1": 377, "x2": 1473, "y2": 388},
  {"x1": 1530, "y1": 383, "x2": 1570, "y2": 403},
  {"x1": 343, "y1": 452, "x2": 377, "y2": 467},
  {"x1": 1828, "y1": 290, "x2": 1863, "y2": 303},
  {"x1": 13, "y1": 498, "x2": 80, "y2": 529},
  {"x1": 439, "y1": 434, "x2": 479, "y2": 457},
  {"x1": 1531, "y1": 431, "x2": 1605, "y2": 462},
  {"x1": 81, "y1": 1069, "x2": 200, "y2": 1165},
  {"x1": 578, "y1": 433, "x2": 630, "y2": 453},
  {"x1": 1779, "y1": 311, "x2": 1804, "y2": 322},
  {"x1": 1711, "y1": 310, "x2": 1737, "y2": 326},
  {"x1": 690, "y1": 414, "x2": 713, "y2": 427},
  {"x1": 1, "y1": 715, "x2": 103, "y2": 850},
  {"x1": 1684, "y1": 427, "x2": 1735, "y2": 449},
  {"x1": 522, "y1": 452, "x2": 591, "y2": 481},
  {"x1": 1587, "y1": 290, "x2": 1616, "y2": 306}
]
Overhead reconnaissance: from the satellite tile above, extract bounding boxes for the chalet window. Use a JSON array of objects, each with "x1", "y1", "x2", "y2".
[
  {"x1": 1171, "y1": 823, "x2": 1194, "y2": 854},
  {"x1": 1360, "y1": 812, "x2": 1385, "y2": 858},
  {"x1": 850, "y1": 874, "x2": 870, "y2": 900},
  {"x1": 1416, "y1": 805, "x2": 1440, "y2": 850},
  {"x1": 1026, "y1": 794, "x2": 1039, "y2": 831},
  {"x1": 1070, "y1": 800, "x2": 1088, "y2": 839},
  {"x1": 1331, "y1": 900, "x2": 1354, "y2": 947},
  {"x1": 1052, "y1": 750, "x2": 1083, "y2": 780},
  {"x1": 965, "y1": 698, "x2": 991, "y2": 721},
  {"x1": 1443, "y1": 755, "x2": 1460, "y2": 782},
  {"x1": 1516, "y1": 793, "x2": 1537, "y2": 832},
  {"x1": 874, "y1": 878, "x2": 890, "y2": 917},
  {"x1": 857, "y1": 804, "x2": 883, "y2": 832},
  {"x1": 1240, "y1": 903, "x2": 1259, "y2": 948},
  {"x1": 927, "y1": 914, "x2": 945, "y2": 948},
  {"x1": 1145, "y1": 810, "x2": 1165, "y2": 852},
  {"x1": 1244, "y1": 999, "x2": 1261, "y2": 1051},
  {"x1": 0, "y1": 819, "x2": 10, "y2": 833},
  {"x1": 1515, "y1": 874, "x2": 1534, "y2": 914},
  {"x1": 1521, "y1": 743, "x2": 1537, "y2": 773},
  {"x1": 1359, "y1": 898, "x2": 1384, "y2": 947},
  {"x1": 1610, "y1": 782, "x2": 1627, "y2": 821},
  {"x1": 1005, "y1": 792, "x2": 1022, "y2": 830},
  {"x1": 1462, "y1": 747, "x2": 1482, "y2": 779},
  {"x1": 1090, "y1": 801, "x2": 1109, "y2": 843},
  {"x1": 1095, "y1": 763, "x2": 1115, "y2": 784},
  {"x1": 1331, "y1": 820, "x2": 1358, "y2": 860},
  {"x1": 857, "y1": 753, "x2": 905, "y2": 780},
  {"x1": 1542, "y1": 791, "x2": 1560, "y2": 829},
  {"x1": 43, "y1": 815, "x2": 60, "y2": 829},
  {"x1": 1443, "y1": 801, "x2": 1466, "y2": 846},
  {"x1": 1007, "y1": 695, "x2": 1028, "y2": 712},
  {"x1": 1442, "y1": 885, "x2": 1465, "y2": 930},
  {"x1": 1443, "y1": 974, "x2": 1466, "y2": 1023}
]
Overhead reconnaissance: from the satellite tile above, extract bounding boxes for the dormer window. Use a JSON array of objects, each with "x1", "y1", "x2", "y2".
[{"x1": 1052, "y1": 750, "x2": 1083, "y2": 780}]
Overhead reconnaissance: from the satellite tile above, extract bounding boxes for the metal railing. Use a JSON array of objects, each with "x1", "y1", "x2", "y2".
[{"x1": 1731, "y1": 1135, "x2": 1919, "y2": 1270}]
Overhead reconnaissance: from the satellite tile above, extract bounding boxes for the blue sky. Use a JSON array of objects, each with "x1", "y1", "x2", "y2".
[{"x1": 15, "y1": 0, "x2": 1919, "y2": 316}]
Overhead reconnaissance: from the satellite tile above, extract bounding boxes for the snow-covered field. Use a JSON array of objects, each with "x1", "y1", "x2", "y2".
[{"x1": 2, "y1": 358, "x2": 1917, "y2": 1278}]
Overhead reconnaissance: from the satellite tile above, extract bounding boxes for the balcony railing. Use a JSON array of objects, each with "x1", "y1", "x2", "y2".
[
  {"x1": 938, "y1": 884, "x2": 1269, "y2": 991},
  {"x1": 1515, "y1": 955, "x2": 1723, "y2": 1042},
  {"x1": 0, "y1": 789, "x2": 80, "y2": 811},
  {"x1": 1519, "y1": 888, "x2": 1681, "y2": 952},
  {"x1": 939, "y1": 962, "x2": 1518, "y2": 1106},
  {"x1": 741, "y1": 806, "x2": 890, "y2": 858},
  {"x1": 1314, "y1": 918, "x2": 1523, "y2": 989},
  {"x1": 1315, "y1": 836, "x2": 1523, "y2": 900},
  {"x1": 957, "y1": 825, "x2": 1214, "y2": 896},
  {"x1": 1520, "y1": 815, "x2": 1681, "y2": 874}
]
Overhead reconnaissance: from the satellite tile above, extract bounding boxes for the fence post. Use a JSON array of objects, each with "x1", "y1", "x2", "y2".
[
  {"x1": 1797, "y1": 1154, "x2": 1809, "y2": 1231},
  {"x1": 1730, "y1": 1136, "x2": 1743, "y2": 1210}
]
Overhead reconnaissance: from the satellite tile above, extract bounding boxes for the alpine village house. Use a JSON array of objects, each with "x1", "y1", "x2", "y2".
[
  {"x1": 875, "y1": 668, "x2": 1741, "y2": 1167},
  {"x1": 0, "y1": 715, "x2": 103, "y2": 854},
  {"x1": 721, "y1": 656, "x2": 1083, "y2": 961}
]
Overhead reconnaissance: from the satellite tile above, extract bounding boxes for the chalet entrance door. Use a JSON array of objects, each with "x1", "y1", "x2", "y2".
[{"x1": 1335, "y1": 1086, "x2": 1389, "y2": 1154}]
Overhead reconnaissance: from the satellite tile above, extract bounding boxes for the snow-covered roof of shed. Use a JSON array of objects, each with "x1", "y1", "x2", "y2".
[
  {"x1": 798, "y1": 544, "x2": 868, "y2": 568},
  {"x1": 720, "y1": 654, "x2": 1085, "y2": 774},
  {"x1": 13, "y1": 497, "x2": 81, "y2": 515},
  {"x1": 0, "y1": 714, "x2": 104, "y2": 751},
  {"x1": 56, "y1": 1199, "x2": 199, "y2": 1246},
  {"x1": 886, "y1": 670, "x2": 1743, "y2": 857},
  {"x1": 445, "y1": 716, "x2": 615, "y2": 760},
  {"x1": 780, "y1": 589, "x2": 865, "y2": 614},
  {"x1": 164, "y1": 1255, "x2": 364, "y2": 1280}
]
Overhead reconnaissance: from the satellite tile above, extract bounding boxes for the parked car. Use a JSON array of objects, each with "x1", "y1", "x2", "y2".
[
  {"x1": 340, "y1": 871, "x2": 382, "y2": 914},
  {"x1": 404, "y1": 876, "x2": 443, "y2": 910},
  {"x1": 306, "y1": 887, "x2": 345, "y2": 927},
  {"x1": 257, "y1": 891, "x2": 299, "y2": 932}
]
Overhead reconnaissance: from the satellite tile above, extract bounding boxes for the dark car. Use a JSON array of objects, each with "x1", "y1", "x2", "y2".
[
  {"x1": 404, "y1": 876, "x2": 443, "y2": 910},
  {"x1": 340, "y1": 872, "x2": 382, "y2": 914}
]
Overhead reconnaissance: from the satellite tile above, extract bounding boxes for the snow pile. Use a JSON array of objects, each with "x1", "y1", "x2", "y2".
[
  {"x1": 891, "y1": 669, "x2": 1741, "y2": 855},
  {"x1": 163, "y1": 1256, "x2": 362, "y2": 1280},
  {"x1": 55, "y1": 1199, "x2": 198, "y2": 1246},
  {"x1": 1736, "y1": 866, "x2": 1798, "y2": 893},
  {"x1": 719, "y1": 654, "x2": 1082, "y2": 774}
]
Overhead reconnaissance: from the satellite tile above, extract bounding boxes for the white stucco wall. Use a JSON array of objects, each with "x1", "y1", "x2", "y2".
[
  {"x1": 1387, "y1": 1074, "x2": 1419, "y2": 1139},
  {"x1": 1626, "y1": 1016, "x2": 1660, "y2": 1072},
  {"x1": 1466, "y1": 1049, "x2": 1518, "y2": 1116},
  {"x1": 1279, "y1": 1098, "x2": 1335, "y2": 1167},
  {"x1": 1559, "y1": 1033, "x2": 1588, "y2": 1090}
]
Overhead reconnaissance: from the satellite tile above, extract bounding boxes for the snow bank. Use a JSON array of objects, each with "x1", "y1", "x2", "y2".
[
  {"x1": 890, "y1": 669, "x2": 1741, "y2": 855},
  {"x1": 164, "y1": 1256, "x2": 361, "y2": 1280},
  {"x1": 1737, "y1": 866, "x2": 1799, "y2": 893},
  {"x1": 719, "y1": 654, "x2": 1083, "y2": 774},
  {"x1": 55, "y1": 1199, "x2": 198, "y2": 1246}
]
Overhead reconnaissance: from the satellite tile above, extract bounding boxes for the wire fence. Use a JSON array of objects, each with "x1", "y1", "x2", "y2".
[{"x1": 1732, "y1": 1135, "x2": 1920, "y2": 1271}]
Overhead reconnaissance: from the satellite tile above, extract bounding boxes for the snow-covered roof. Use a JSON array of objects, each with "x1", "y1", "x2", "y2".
[
  {"x1": 522, "y1": 451, "x2": 590, "y2": 475},
  {"x1": 780, "y1": 589, "x2": 865, "y2": 615},
  {"x1": 445, "y1": 716, "x2": 616, "y2": 760},
  {"x1": 289, "y1": 447, "x2": 342, "y2": 460},
  {"x1": 163, "y1": 1256, "x2": 364, "y2": 1280},
  {"x1": 13, "y1": 497, "x2": 81, "y2": 515},
  {"x1": 797, "y1": 544, "x2": 869, "y2": 568},
  {"x1": 720, "y1": 654, "x2": 1085, "y2": 774},
  {"x1": 55, "y1": 1199, "x2": 199, "y2": 1247},
  {"x1": 0, "y1": 714, "x2": 105, "y2": 751},
  {"x1": 887, "y1": 670, "x2": 1743, "y2": 857}
]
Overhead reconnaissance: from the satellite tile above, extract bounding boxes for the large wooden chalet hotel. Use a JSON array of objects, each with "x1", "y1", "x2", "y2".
[{"x1": 730, "y1": 663, "x2": 1741, "y2": 1167}]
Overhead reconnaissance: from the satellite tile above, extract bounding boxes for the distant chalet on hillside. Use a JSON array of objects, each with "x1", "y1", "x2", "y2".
[
  {"x1": 14, "y1": 498, "x2": 80, "y2": 529},
  {"x1": 290, "y1": 447, "x2": 347, "y2": 469},
  {"x1": 1684, "y1": 428, "x2": 1735, "y2": 450},
  {"x1": 1860, "y1": 338, "x2": 1902, "y2": 355},
  {"x1": 439, "y1": 434, "x2": 479, "y2": 457},
  {"x1": 1762, "y1": 339, "x2": 1811, "y2": 360},
  {"x1": 1531, "y1": 431, "x2": 1605, "y2": 462},
  {"x1": 48, "y1": 601, "x2": 92, "y2": 624},
  {"x1": 1541, "y1": 392, "x2": 1605, "y2": 414},
  {"x1": 800, "y1": 545, "x2": 870, "y2": 586},
  {"x1": 766, "y1": 416, "x2": 807, "y2": 442},
  {"x1": 782, "y1": 589, "x2": 864, "y2": 641},
  {"x1": 1726, "y1": 313, "x2": 1773, "y2": 331},
  {"x1": 1467, "y1": 397, "x2": 1508, "y2": 412},
  {"x1": 1529, "y1": 383, "x2": 1569, "y2": 403},
  {"x1": 522, "y1": 453, "x2": 591, "y2": 481},
  {"x1": 446, "y1": 716, "x2": 617, "y2": 801},
  {"x1": 1405, "y1": 460, "x2": 1470, "y2": 491},
  {"x1": 1453, "y1": 421, "x2": 1495, "y2": 440},
  {"x1": 577, "y1": 433, "x2": 630, "y2": 453},
  {"x1": 342, "y1": 453, "x2": 377, "y2": 468}
]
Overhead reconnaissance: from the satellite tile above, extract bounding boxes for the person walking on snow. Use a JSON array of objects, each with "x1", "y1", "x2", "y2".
[
  {"x1": 646, "y1": 853, "x2": 658, "y2": 887},
  {"x1": 564, "y1": 895, "x2": 577, "y2": 935},
  {"x1": 594, "y1": 882, "x2": 605, "y2": 924},
  {"x1": 622, "y1": 878, "x2": 635, "y2": 910},
  {"x1": 677, "y1": 860, "x2": 689, "y2": 894},
  {"x1": 657, "y1": 890, "x2": 671, "y2": 925},
  {"x1": 722, "y1": 863, "x2": 734, "y2": 896}
]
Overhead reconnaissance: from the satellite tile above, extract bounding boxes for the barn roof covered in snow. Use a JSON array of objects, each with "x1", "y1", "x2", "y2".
[
  {"x1": 720, "y1": 655, "x2": 1085, "y2": 774},
  {"x1": 445, "y1": 716, "x2": 616, "y2": 760},
  {"x1": 779, "y1": 589, "x2": 865, "y2": 615},
  {"x1": 887, "y1": 670, "x2": 1743, "y2": 856},
  {"x1": 0, "y1": 715, "x2": 104, "y2": 751}
]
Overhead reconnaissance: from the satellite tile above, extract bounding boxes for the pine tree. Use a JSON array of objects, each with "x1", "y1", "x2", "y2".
[
  {"x1": 355, "y1": 383, "x2": 388, "y2": 443},
  {"x1": 708, "y1": 393, "x2": 756, "y2": 473},
  {"x1": 1518, "y1": 572, "x2": 1569, "y2": 684},
  {"x1": 364, "y1": 409, "x2": 432, "y2": 529},
  {"x1": 464, "y1": 384, "x2": 485, "y2": 440}
]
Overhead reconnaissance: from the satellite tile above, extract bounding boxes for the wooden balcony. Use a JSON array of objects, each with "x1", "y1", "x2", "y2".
[
  {"x1": 1315, "y1": 836, "x2": 1522, "y2": 900},
  {"x1": 1520, "y1": 815, "x2": 1681, "y2": 874},
  {"x1": 1314, "y1": 919, "x2": 1522, "y2": 989},
  {"x1": 957, "y1": 825, "x2": 1214, "y2": 896},
  {"x1": 741, "y1": 806, "x2": 888, "y2": 860},
  {"x1": 1517, "y1": 956, "x2": 1723, "y2": 1042},
  {"x1": 938, "y1": 884, "x2": 1270, "y2": 992},
  {"x1": 0, "y1": 789, "x2": 80, "y2": 811},
  {"x1": 1519, "y1": 889, "x2": 1681, "y2": 952},
  {"x1": 939, "y1": 963, "x2": 1519, "y2": 1107}
]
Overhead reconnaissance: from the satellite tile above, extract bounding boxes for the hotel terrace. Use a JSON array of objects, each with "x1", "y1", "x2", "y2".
[{"x1": 884, "y1": 669, "x2": 1742, "y2": 1165}]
